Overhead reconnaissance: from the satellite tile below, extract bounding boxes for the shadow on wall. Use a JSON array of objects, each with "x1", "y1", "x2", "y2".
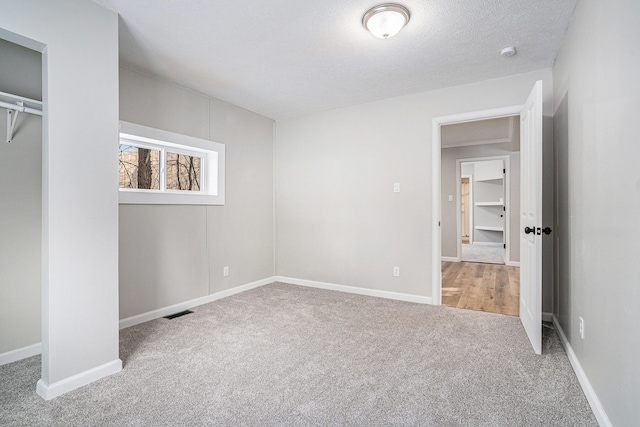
[{"x1": 553, "y1": 93, "x2": 571, "y2": 328}]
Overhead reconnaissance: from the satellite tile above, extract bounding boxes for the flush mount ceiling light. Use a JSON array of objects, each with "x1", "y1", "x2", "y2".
[{"x1": 363, "y1": 4, "x2": 411, "y2": 39}]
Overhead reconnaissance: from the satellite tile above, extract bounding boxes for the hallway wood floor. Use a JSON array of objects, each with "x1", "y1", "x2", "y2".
[{"x1": 442, "y1": 261, "x2": 519, "y2": 316}]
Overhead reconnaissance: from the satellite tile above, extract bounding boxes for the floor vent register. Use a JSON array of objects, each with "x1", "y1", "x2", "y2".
[{"x1": 163, "y1": 310, "x2": 193, "y2": 320}]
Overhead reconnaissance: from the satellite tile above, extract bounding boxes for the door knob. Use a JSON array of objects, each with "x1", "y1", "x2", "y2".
[
  {"x1": 542, "y1": 227, "x2": 552, "y2": 235},
  {"x1": 524, "y1": 227, "x2": 535, "y2": 235}
]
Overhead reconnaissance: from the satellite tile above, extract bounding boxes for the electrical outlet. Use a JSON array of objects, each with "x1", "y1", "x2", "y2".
[
  {"x1": 223, "y1": 266, "x2": 229, "y2": 277},
  {"x1": 579, "y1": 317, "x2": 584, "y2": 339},
  {"x1": 393, "y1": 183, "x2": 400, "y2": 193},
  {"x1": 393, "y1": 267, "x2": 400, "y2": 277},
  {"x1": 448, "y1": 195, "x2": 453, "y2": 202}
]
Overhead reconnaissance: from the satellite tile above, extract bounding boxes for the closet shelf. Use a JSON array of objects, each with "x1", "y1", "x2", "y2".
[
  {"x1": 475, "y1": 201, "x2": 504, "y2": 206},
  {"x1": 474, "y1": 177, "x2": 503, "y2": 183},
  {"x1": 474, "y1": 226, "x2": 504, "y2": 232}
]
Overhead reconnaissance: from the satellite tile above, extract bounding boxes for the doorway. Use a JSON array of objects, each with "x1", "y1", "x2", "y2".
[
  {"x1": 438, "y1": 121, "x2": 519, "y2": 316},
  {"x1": 459, "y1": 157, "x2": 507, "y2": 265},
  {"x1": 432, "y1": 82, "x2": 545, "y2": 354}
]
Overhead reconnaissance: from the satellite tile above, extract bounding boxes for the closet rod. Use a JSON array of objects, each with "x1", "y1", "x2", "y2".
[
  {"x1": 0, "y1": 100, "x2": 42, "y2": 116},
  {"x1": 1, "y1": 91, "x2": 43, "y2": 143}
]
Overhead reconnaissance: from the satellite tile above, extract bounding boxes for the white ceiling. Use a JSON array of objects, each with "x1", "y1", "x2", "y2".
[{"x1": 96, "y1": 0, "x2": 577, "y2": 120}]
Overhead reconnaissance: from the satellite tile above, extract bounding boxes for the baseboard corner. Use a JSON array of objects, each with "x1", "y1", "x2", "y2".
[{"x1": 36, "y1": 358, "x2": 122, "y2": 400}]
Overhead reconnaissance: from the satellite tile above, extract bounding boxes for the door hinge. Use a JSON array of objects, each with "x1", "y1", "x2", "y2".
[
  {"x1": 503, "y1": 243, "x2": 506, "y2": 249},
  {"x1": 503, "y1": 168, "x2": 506, "y2": 174}
]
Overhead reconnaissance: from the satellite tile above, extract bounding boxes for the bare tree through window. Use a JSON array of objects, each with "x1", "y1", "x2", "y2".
[
  {"x1": 119, "y1": 145, "x2": 160, "y2": 189},
  {"x1": 166, "y1": 152, "x2": 201, "y2": 191},
  {"x1": 137, "y1": 148, "x2": 153, "y2": 189},
  {"x1": 119, "y1": 144, "x2": 201, "y2": 192}
]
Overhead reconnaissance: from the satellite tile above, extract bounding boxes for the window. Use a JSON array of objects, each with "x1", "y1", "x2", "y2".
[
  {"x1": 119, "y1": 145, "x2": 161, "y2": 190},
  {"x1": 118, "y1": 121, "x2": 225, "y2": 205},
  {"x1": 118, "y1": 144, "x2": 202, "y2": 192},
  {"x1": 165, "y1": 152, "x2": 201, "y2": 191}
]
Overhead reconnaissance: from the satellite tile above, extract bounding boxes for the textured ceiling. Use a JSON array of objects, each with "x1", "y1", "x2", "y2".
[{"x1": 97, "y1": 0, "x2": 577, "y2": 120}]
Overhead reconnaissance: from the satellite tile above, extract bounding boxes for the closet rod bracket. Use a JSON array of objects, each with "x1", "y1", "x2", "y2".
[{"x1": 6, "y1": 102, "x2": 22, "y2": 144}]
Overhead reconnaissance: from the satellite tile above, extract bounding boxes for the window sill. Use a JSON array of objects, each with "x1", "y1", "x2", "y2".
[{"x1": 119, "y1": 191, "x2": 224, "y2": 206}]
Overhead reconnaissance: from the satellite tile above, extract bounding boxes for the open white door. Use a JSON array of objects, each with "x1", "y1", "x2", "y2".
[{"x1": 520, "y1": 81, "x2": 543, "y2": 354}]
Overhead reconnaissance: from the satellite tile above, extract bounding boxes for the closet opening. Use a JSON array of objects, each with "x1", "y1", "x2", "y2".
[{"x1": 0, "y1": 37, "x2": 43, "y2": 366}]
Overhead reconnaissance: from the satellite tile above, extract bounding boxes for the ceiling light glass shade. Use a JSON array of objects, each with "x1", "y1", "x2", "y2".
[{"x1": 363, "y1": 4, "x2": 410, "y2": 39}]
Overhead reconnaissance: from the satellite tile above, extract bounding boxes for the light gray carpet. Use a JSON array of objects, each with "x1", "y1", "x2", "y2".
[
  {"x1": 461, "y1": 243, "x2": 504, "y2": 264},
  {"x1": 0, "y1": 282, "x2": 596, "y2": 426}
]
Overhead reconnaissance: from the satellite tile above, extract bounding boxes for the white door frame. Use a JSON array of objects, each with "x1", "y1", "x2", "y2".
[
  {"x1": 461, "y1": 173, "x2": 473, "y2": 244},
  {"x1": 456, "y1": 156, "x2": 510, "y2": 264},
  {"x1": 431, "y1": 105, "x2": 522, "y2": 305}
]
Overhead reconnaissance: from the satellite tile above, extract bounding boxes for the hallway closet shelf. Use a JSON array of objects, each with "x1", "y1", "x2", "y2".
[
  {"x1": 474, "y1": 226, "x2": 503, "y2": 231},
  {"x1": 475, "y1": 201, "x2": 503, "y2": 206},
  {"x1": 474, "y1": 177, "x2": 503, "y2": 183}
]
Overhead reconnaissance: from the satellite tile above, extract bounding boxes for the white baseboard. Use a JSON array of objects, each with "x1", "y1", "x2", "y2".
[
  {"x1": 506, "y1": 261, "x2": 520, "y2": 267},
  {"x1": 552, "y1": 315, "x2": 612, "y2": 427},
  {"x1": 36, "y1": 358, "x2": 122, "y2": 401},
  {"x1": 0, "y1": 342, "x2": 41, "y2": 366},
  {"x1": 441, "y1": 256, "x2": 460, "y2": 262},
  {"x1": 275, "y1": 276, "x2": 432, "y2": 305},
  {"x1": 542, "y1": 312, "x2": 553, "y2": 322},
  {"x1": 121, "y1": 275, "x2": 430, "y2": 329},
  {"x1": 119, "y1": 276, "x2": 276, "y2": 329}
]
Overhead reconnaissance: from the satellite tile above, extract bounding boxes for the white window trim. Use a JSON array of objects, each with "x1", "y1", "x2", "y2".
[{"x1": 118, "y1": 121, "x2": 225, "y2": 205}]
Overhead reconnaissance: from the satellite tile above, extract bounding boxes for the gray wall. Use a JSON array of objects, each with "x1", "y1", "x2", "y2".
[
  {"x1": 276, "y1": 69, "x2": 553, "y2": 303},
  {"x1": 0, "y1": 38, "x2": 41, "y2": 100},
  {"x1": 441, "y1": 147, "x2": 520, "y2": 261},
  {"x1": 553, "y1": 0, "x2": 640, "y2": 424},
  {"x1": 119, "y1": 68, "x2": 274, "y2": 320},
  {"x1": 0, "y1": 39, "x2": 41, "y2": 354}
]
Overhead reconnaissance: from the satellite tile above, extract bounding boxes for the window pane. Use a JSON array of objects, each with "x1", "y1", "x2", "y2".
[
  {"x1": 166, "y1": 152, "x2": 201, "y2": 191},
  {"x1": 119, "y1": 145, "x2": 160, "y2": 190}
]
